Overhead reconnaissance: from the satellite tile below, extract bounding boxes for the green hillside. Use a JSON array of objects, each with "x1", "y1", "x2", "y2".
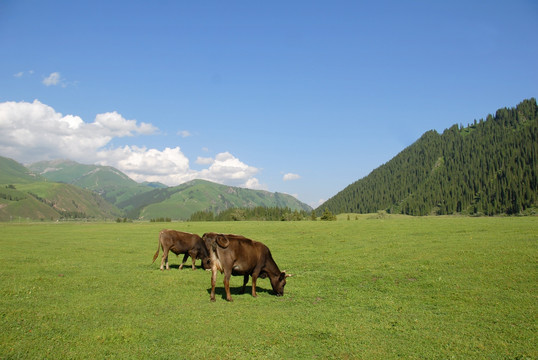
[
  {"x1": 124, "y1": 179, "x2": 312, "y2": 220},
  {"x1": 0, "y1": 156, "x2": 42, "y2": 184},
  {"x1": 0, "y1": 182, "x2": 122, "y2": 221},
  {"x1": 318, "y1": 98, "x2": 538, "y2": 216},
  {"x1": 0, "y1": 157, "x2": 123, "y2": 221},
  {"x1": 27, "y1": 159, "x2": 155, "y2": 207}
]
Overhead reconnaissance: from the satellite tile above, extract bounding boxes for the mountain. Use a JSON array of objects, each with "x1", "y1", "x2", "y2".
[
  {"x1": 0, "y1": 156, "x2": 42, "y2": 184},
  {"x1": 123, "y1": 179, "x2": 312, "y2": 220},
  {"x1": 0, "y1": 157, "x2": 122, "y2": 221},
  {"x1": 318, "y1": 98, "x2": 538, "y2": 216},
  {"x1": 25, "y1": 160, "x2": 311, "y2": 219},
  {"x1": 27, "y1": 159, "x2": 155, "y2": 206},
  {"x1": 1, "y1": 156, "x2": 311, "y2": 221}
]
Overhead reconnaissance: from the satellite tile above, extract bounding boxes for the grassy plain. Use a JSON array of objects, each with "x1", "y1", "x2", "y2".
[{"x1": 0, "y1": 216, "x2": 536, "y2": 359}]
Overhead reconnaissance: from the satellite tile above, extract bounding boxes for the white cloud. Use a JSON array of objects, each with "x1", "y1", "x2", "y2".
[
  {"x1": 0, "y1": 100, "x2": 263, "y2": 189},
  {"x1": 0, "y1": 100, "x2": 156, "y2": 164},
  {"x1": 43, "y1": 72, "x2": 62, "y2": 86},
  {"x1": 197, "y1": 152, "x2": 261, "y2": 186},
  {"x1": 94, "y1": 111, "x2": 157, "y2": 136},
  {"x1": 177, "y1": 130, "x2": 192, "y2": 138},
  {"x1": 243, "y1": 177, "x2": 267, "y2": 190},
  {"x1": 14, "y1": 70, "x2": 34, "y2": 78},
  {"x1": 97, "y1": 146, "x2": 197, "y2": 185},
  {"x1": 196, "y1": 156, "x2": 214, "y2": 165},
  {"x1": 283, "y1": 173, "x2": 301, "y2": 181}
]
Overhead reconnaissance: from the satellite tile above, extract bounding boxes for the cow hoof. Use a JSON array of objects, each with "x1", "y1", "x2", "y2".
[{"x1": 210, "y1": 298, "x2": 216, "y2": 302}]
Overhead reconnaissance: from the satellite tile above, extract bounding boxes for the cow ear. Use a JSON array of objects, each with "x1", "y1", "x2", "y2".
[{"x1": 216, "y1": 234, "x2": 230, "y2": 248}]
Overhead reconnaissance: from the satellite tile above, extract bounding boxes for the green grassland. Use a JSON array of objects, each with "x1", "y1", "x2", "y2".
[{"x1": 1, "y1": 217, "x2": 536, "y2": 359}]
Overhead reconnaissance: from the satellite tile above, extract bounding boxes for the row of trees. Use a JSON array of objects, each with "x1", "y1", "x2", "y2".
[
  {"x1": 189, "y1": 206, "x2": 313, "y2": 221},
  {"x1": 189, "y1": 207, "x2": 341, "y2": 221},
  {"x1": 320, "y1": 98, "x2": 537, "y2": 216}
]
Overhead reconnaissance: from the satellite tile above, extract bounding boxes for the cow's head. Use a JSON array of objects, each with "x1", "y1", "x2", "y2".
[
  {"x1": 202, "y1": 232, "x2": 230, "y2": 249},
  {"x1": 201, "y1": 255, "x2": 212, "y2": 270},
  {"x1": 271, "y1": 271, "x2": 292, "y2": 296}
]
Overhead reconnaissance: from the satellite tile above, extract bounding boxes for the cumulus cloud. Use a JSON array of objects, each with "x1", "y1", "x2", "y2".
[
  {"x1": 96, "y1": 146, "x2": 197, "y2": 185},
  {"x1": 0, "y1": 100, "x2": 157, "y2": 163},
  {"x1": 198, "y1": 152, "x2": 261, "y2": 185},
  {"x1": 283, "y1": 173, "x2": 301, "y2": 181},
  {"x1": 43, "y1": 72, "x2": 62, "y2": 86},
  {"x1": 94, "y1": 111, "x2": 157, "y2": 136},
  {"x1": 0, "y1": 100, "x2": 263, "y2": 189},
  {"x1": 243, "y1": 177, "x2": 267, "y2": 190}
]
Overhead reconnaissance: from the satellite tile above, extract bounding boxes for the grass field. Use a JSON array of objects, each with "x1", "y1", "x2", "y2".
[{"x1": 1, "y1": 216, "x2": 536, "y2": 359}]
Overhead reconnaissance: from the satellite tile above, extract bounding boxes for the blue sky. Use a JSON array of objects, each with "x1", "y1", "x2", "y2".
[{"x1": 1, "y1": 1, "x2": 537, "y2": 208}]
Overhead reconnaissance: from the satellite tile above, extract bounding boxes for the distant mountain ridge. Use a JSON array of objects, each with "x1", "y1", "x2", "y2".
[
  {"x1": 27, "y1": 159, "x2": 157, "y2": 206},
  {"x1": 123, "y1": 179, "x2": 312, "y2": 220},
  {"x1": 318, "y1": 98, "x2": 538, "y2": 216},
  {"x1": 26, "y1": 160, "x2": 312, "y2": 219},
  {"x1": 0, "y1": 156, "x2": 312, "y2": 221}
]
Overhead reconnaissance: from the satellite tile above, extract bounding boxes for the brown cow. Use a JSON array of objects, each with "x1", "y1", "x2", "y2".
[
  {"x1": 202, "y1": 232, "x2": 291, "y2": 302},
  {"x1": 152, "y1": 230, "x2": 210, "y2": 271}
]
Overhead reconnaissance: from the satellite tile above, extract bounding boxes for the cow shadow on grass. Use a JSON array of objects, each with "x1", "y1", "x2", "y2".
[
  {"x1": 165, "y1": 264, "x2": 206, "y2": 270},
  {"x1": 207, "y1": 285, "x2": 274, "y2": 300}
]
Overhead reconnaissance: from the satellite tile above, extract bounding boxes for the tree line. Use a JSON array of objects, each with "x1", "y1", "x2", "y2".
[
  {"x1": 319, "y1": 98, "x2": 537, "y2": 216},
  {"x1": 189, "y1": 206, "x2": 312, "y2": 221}
]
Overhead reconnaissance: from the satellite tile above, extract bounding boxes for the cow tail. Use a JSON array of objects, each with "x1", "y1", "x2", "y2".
[{"x1": 152, "y1": 232, "x2": 162, "y2": 264}]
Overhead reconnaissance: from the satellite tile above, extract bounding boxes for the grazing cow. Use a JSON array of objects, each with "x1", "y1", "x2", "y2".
[
  {"x1": 202, "y1": 232, "x2": 291, "y2": 302},
  {"x1": 152, "y1": 230, "x2": 210, "y2": 271}
]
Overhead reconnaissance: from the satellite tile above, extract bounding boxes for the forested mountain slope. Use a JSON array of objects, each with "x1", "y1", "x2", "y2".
[{"x1": 318, "y1": 98, "x2": 537, "y2": 216}]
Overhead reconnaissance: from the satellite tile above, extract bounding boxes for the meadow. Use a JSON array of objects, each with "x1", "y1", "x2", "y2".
[{"x1": 0, "y1": 216, "x2": 536, "y2": 359}]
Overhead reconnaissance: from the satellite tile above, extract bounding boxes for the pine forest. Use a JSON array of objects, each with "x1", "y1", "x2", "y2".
[{"x1": 319, "y1": 98, "x2": 537, "y2": 216}]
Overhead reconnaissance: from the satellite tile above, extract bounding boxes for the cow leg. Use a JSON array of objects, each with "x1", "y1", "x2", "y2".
[
  {"x1": 240, "y1": 275, "x2": 249, "y2": 294},
  {"x1": 179, "y1": 253, "x2": 189, "y2": 270},
  {"x1": 190, "y1": 250, "x2": 197, "y2": 270},
  {"x1": 210, "y1": 269, "x2": 217, "y2": 302},
  {"x1": 224, "y1": 272, "x2": 233, "y2": 302},
  {"x1": 160, "y1": 247, "x2": 170, "y2": 271},
  {"x1": 251, "y1": 275, "x2": 258, "y2": 298}
]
